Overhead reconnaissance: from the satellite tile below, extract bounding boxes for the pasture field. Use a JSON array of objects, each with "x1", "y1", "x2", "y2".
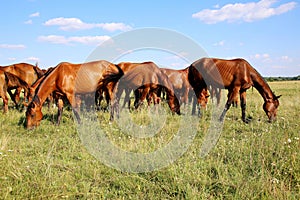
[{"x1": 0, "y1": 81, "x2": 299, "y2": 199}]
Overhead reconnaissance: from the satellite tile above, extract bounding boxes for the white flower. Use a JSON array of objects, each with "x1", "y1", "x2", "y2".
[{"x1": 271, "y1": 178, "x2": 279, "y2": 184}]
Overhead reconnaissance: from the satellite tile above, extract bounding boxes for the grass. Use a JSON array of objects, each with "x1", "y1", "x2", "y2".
[{"x1": 0, "y1": 81, "x2": 299, "y2": 199}]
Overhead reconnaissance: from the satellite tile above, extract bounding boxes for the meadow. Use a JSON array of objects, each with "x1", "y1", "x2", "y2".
[{"x1": 0, "y1": 81, "x2": 299, "y2": 199}]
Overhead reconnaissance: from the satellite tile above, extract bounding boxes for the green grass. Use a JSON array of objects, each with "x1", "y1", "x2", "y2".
[{"x1": 0, "y1": 81, "x2": 299, "y2": 199}]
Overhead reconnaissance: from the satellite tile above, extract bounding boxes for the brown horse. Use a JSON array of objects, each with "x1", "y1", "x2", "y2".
[
  {"x1": 161, "y1": 67, "x2": 210, "y2": 116},
  {"x1": 110, "y1": 62, "x2": 180, "y2": 120},
  {"x1": 160, "y1": 68, "x2": 191, "y2": 105},
  {"x1": 26, "y1": 66, "x2": 67, "y2": 125},
  {"x1": 0, "y1": 70, "x2": 30, "y2": 112},
  {"x1": 1, "y1": 63, "x2": 44, "y2": 106},
  {"x1": 188, "y1": 57, "x2": 280, "y2": 122},
  {"x1": 25, "y1": 60, "x2": 123, "y2": 129}
]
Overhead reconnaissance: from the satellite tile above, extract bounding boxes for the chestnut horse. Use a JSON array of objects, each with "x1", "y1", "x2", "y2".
[
  {"x1": 25, "y1": 60, "x2": 123, "y2": 129},
  {"x1": 188, "y1": 57, "x2": 280, "y2": 122},
  {"x1": 110, "y1": 62, "x2": 180, "y2": 120},
  {"x1": 1, "y1": 63, "x2": 44, "y2": 106},
  {"x1": 0, "y1": 70, "x2": 30, "y2": 112},
  {"x1": 160, "y1": 67, "x2": 210, "y2": 116},
  {"x1": 160, "y1": 68, "x2": 191, "y2": 105}
]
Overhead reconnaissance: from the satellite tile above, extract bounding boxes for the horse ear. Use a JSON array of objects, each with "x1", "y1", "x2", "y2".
[{"x1": 276, "y1": 95, "x2": 282, "y2": 99}]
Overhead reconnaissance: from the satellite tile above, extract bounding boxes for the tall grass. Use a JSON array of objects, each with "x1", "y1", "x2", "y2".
[{"x1": 0, "y1": 81, "x2": 299, "y2": 199}]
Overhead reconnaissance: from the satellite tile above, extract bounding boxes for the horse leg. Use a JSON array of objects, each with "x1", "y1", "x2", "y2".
[
  {"x1": 1, "y1": 95, "x2": 8, "y2": 113},
  {"x1": 219, "y1": 88, "x2": 239, "y2": 121},
  {"x1": 65, "y1": 93, "x2": 81, "y2": 124},
  {"x1": 134, "y1": 89, "x2": 141, "y2": 109},
  {"x1": 56, "y1": 98, "x2": 64, "y2": 125},
  {"x1": 104, "y1": 89, "x2": 110, "y2": 111},
  {"x1": 109, "y1": 82, "x2": 121, "y2": 121},
  {"x1": 216, "y1": 88, "x2": 221, "y2": 106},
  {"x1": 7, "y1": 89, "x2": 18, "y2": 108},
  {"x1": 138, "y1": 87, "x2": 150, "y2": 109},
  {"x1": 122, "y1": 89, "x2": 129, "y2": 109},
  {"x1": 191, "y1": 95, "x2": 196, "y2": 115},
  {"x1": 94, "y1": 90, "x2": 101, "y2": 110},
  {"x1": 240, "y1": 90, "x2": 251, "y2": 123},
  {"x1": 14, "y1": 88, "x2": 22, "y2": 108}
]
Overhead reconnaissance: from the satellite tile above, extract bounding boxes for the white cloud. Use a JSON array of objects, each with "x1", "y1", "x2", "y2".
[
  {"x1": 24, "y1": 19, "x2": 33, "y2": 24},
  {"x1": 192, "y1": 0, "x2": 297, "y2": 24},
  {"x1": 213, "y1": 40, "x2": 225, "y2": 46},
  {"x1": 8, "y1": 57, "x2": 17, "y2": 61},
  {"x1": 252, "y1": 53, "x2": 270, "y2": 61},
  {"x1": 29, "y1": 12, "x2": 40, "y2": 18},
  {"x1": 44, "y1": 17, "x2": 132, "y2": 32},
  {"x1": 25, "y1": 56, "x2": 40, "y2": 62},
  {"x1": 214, "y1": 4, "x2": 220, "y2": 9},
  {"x1": 38, "y1": 35, "x2": 111, "y2": 45},
  {"x1": 0, "y1": 44, "x2": 26, "y2": 49},
  {"x1": 281, "y1": 55, "x2": 292, "y2": 62}
]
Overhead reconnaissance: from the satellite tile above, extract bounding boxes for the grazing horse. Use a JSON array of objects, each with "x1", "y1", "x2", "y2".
[
  {"x1": 1, "y1": 63, "x2": 44, "y2": 106},
  {"x1": 110, "y1": 62, "x2": 181, "y2": 120},
  {"x1": 25, "y1": 60, "x2": 123, "y2": 129},
  {"x1": 0, "y1": 70, "x2": 30, "y2": 112},
  {"x1": 188, "y1": 57, "x2": 280, "y2": 122},
  {"x1": 160, "y1": 67, "x2": 210, "y2": 116},
  {"x1": 27, "y1": 67, "x2": 67, "y2": 125},
  {"x1": 160, "y1": 68, "x2": 191, "y2": 105}
]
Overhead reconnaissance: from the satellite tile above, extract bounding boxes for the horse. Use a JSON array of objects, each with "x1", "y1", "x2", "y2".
[
  {"x1": 0, "y1": 70, "x2": 30, "y2": 112},
  {"x1": 25, "y1": 60, "x2": 123, "y2": 129},
  {"x1": 1, "y1": 63, "x2": 44, "y2": 106},
  {"x1": 160, "y1": 68, "x2": 191, "y2": 105},
  {"x1": 110, "y1": 62, "x2": 181, "y2": 120},
  {"x1": 160, "y1": 67, "x2": 210, "y2": 116},
  {"x1": 188, "y1": 57, "x2": 281, "y2": 123}
]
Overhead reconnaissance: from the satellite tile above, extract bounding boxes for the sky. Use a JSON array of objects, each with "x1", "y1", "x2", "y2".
[{"x1": 0, "y1": 0, "x2": 299, "y2": 76}]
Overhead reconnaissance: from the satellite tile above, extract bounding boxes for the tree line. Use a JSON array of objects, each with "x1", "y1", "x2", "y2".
[{"x1": 264, "y1": 75, "x2": 300, "y2": 82}]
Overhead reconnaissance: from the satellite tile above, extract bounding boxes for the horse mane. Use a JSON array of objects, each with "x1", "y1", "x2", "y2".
[
  {"x1": 246, "y1": 60, "x2": 278, "y2": 100},
  {"x1": 31, "y1": 67, "x2": 56, "y2": 89}
]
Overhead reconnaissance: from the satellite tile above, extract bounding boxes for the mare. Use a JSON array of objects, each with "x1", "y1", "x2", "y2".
[
  {"x1": 161, "y1": 67, "x2": 210, "y2": 116},
  {"x1": 25, "y1": 60, "x2": 123, "y2": 129},
  {"x1": 0, "y1": 70, "x2": 30, "y2": 112},
  {"x1": 160, "y1": 67, "x2": 191, "y2": 105},
  {"x1": 188, "y1": 57, "x2": 281, "y2": 122},
  {"x1": 1, "y1": 63, "x2": 44, "y2": 106},
  {"x1": 27, "y1": 67, "x2": 66, "y2": 125},
  {"x1": 110, "y1": 62, "x2": 181, "y2": 120}
]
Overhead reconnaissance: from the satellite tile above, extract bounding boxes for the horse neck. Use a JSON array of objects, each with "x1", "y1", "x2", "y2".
[
  {"x1": 33, "y1": 71, "x2": 56, "y2": 106},
  {"x1": 251, "y1": 70, "x2": 274, "y2": 101}
]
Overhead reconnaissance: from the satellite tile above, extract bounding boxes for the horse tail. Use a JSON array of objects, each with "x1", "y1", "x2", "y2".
[{"x1": 101, "y1": 64, "x2": 124, "y2": 86}]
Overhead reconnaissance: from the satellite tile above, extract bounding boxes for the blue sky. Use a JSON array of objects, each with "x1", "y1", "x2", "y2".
[{"x1": 0, "y1": 0, "x2": 299, "y2": 76}]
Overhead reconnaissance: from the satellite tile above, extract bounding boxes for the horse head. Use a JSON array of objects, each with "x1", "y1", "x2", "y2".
[
  {"x1": 25, "y1": 98, "x2": 43, "y2": 129},
  {"x1": 263, "y1": 94, "x2": 281, "y2": 122},
  {"x1": 198, "y1": 88, "x2": 210, "y2": 109}
]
